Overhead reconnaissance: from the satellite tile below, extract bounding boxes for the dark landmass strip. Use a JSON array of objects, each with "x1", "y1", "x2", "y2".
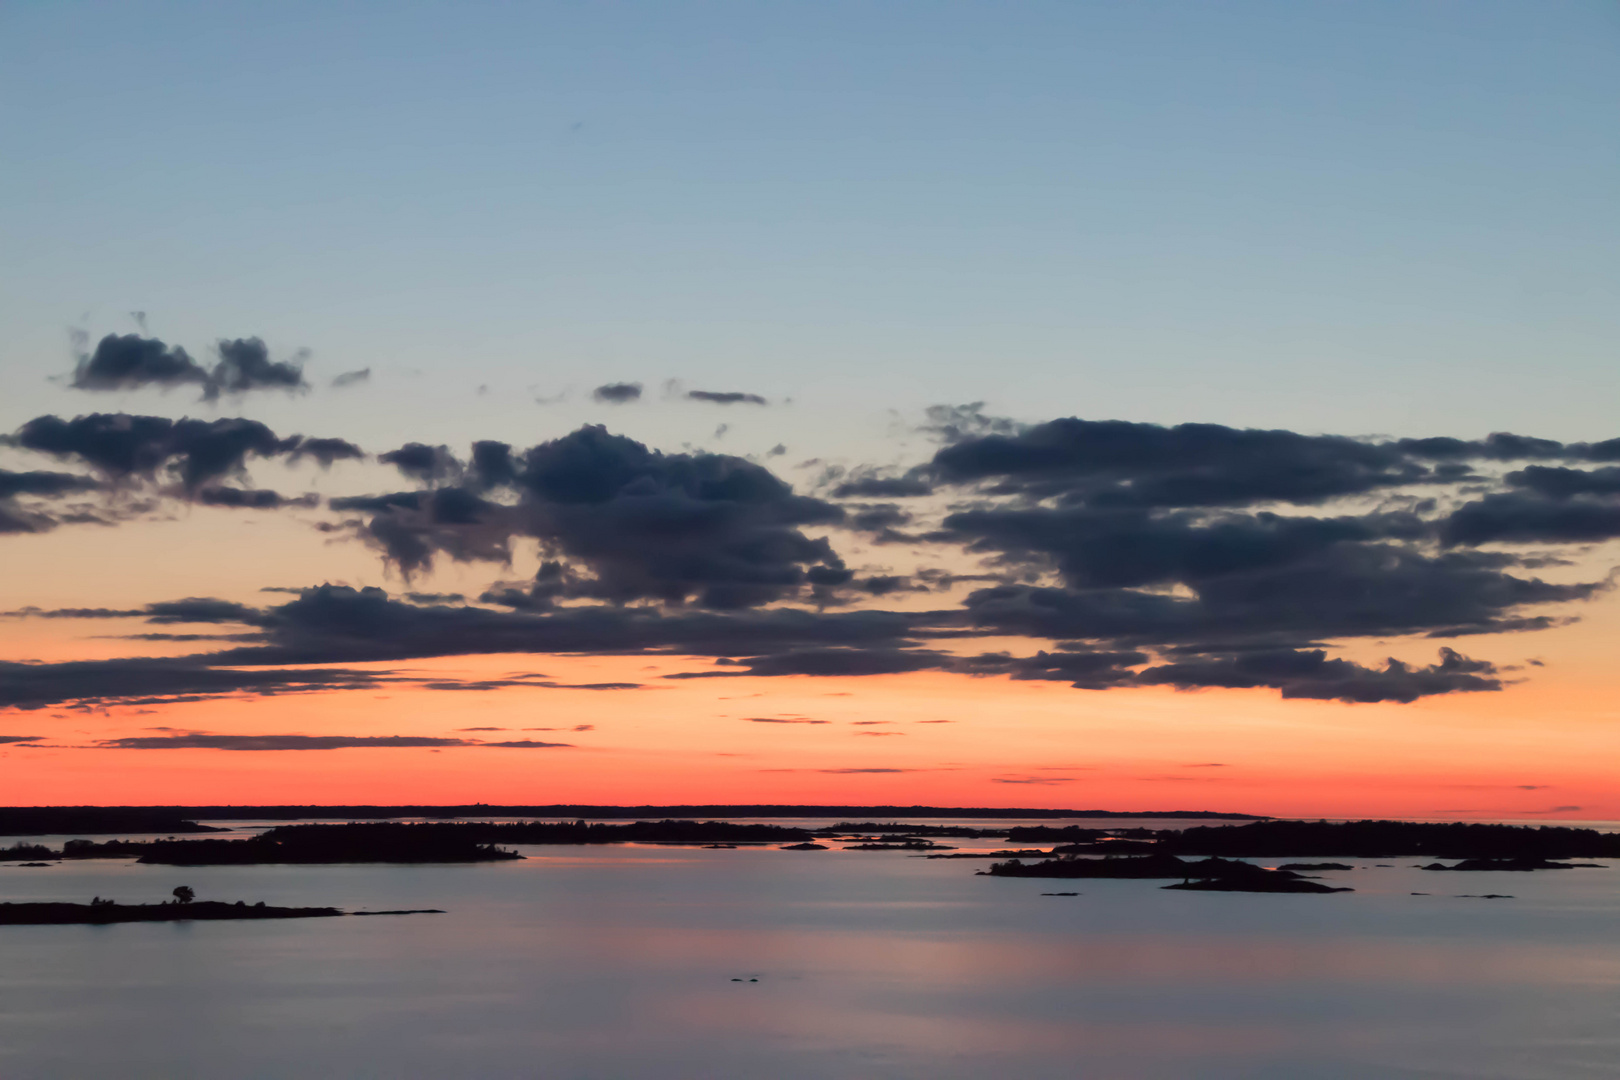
[
  {"x1": 1420, "y1": 858, "x2": 1605, "y2": 872},
  {"x1": 3, "y1": 843, "x2": 58, "y2": 861},
  {"x1": 61, "y1": 820, "x2": 824, "y2": 863},
  {"x1": 985, "y1": 854, "x2": 1354, "y2": 894},
  {"x1": 350, "y1": 909, "x2": 446, "y2": 916},
  {"x1": 997, "y1": 821, "x2": 1620, "y2": 860},
  {"x1": 814, "y1": 823, "x2": 1002, "y2": 838},
  {"x1": 780, "y1": 842, "x2": 827, "y2": 850},
  {"x1": 0, "y1": 809, "x2": 223, "y2": 836},
  {"x1": 37, "y1": 818, "x2": 1615, "y2": 868},
  {"x1": 1049, "y1": 840, "x2": 1159, "y2": 854},
  {"x1": 983, "y1": 854, "x2": 1258, "y2": 880},
  {"x1": 62, "y1": 824, "x2": 524, "y2": 865},
  {"x1": 0, "y1": 901, "x2": 343, "y2": 925},
  {"x1": 1159, "y1": 821, "x2": 1620, "y2": 859},
  {"x1": 1278, "y1": 862, "x2": 1355, "y2": 871},
  {"x1": 1, "y1": 804, "x2": 1266, "y2": 822},
  {"x1": 1163, "y1": 877, "x2": 1351, "y2": 894}
]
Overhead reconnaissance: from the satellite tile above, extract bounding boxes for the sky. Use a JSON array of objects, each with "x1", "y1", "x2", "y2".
[{"x1": 2, "y1": 1, "x2": 1618, "y2": 817}]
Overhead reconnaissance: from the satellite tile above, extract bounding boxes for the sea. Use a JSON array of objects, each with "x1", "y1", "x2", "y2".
[{"x1": 0, "y1": 816, "x2": 1616, "y2": 1079}]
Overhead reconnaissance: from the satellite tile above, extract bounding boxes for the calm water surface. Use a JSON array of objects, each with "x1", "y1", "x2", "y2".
[{"x1": 0, "y1": 819, "x2": 1615, "y2": 1079}]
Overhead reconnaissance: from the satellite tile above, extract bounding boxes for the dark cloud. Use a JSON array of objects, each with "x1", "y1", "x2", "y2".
[
  {"x1": 992, "y1": 776, "x2": 1077, "y2": 784},
  {"x1": 378, "y1": 443, "x2": 462, "y2": 483},
  {"x1": 0, "y1": 736, "x2": 40, "y2": 745},
  {"x1": 217, "y1": 585, "x2": 937, "y2": 667},
  {"x1": 207, "y1": 338, "x2": 308, "y2": 398},
  {"x1": 0, "y1": 580, "x2": 1530, "y2": 707},
  {"x1": 91, "y1": 732, "x2": 573, "y2": 751},
  {"x1": 746, "y1": 717, "x2": 830, "y2": 724},
  {"x1": 143, "y1": 598, "x2": 264, "y2": 624},
  {"x1": 98, "y1": 734, "x2": 475, "y2": 750},
  {"x1": 1506, "y1": 465, "x2": 1620, "y2": 498},
  {"x1": 16, "y1": 403, "x2": 1620, "y2": 708},
  {"x1": 0, "y1": 658, "x2": 391, "y2": 711},
  {"x1": 832, "y1": 475, "x2": 934, "y2": 499},
  {"x1": 815, "y1": 768, "x2": 917, "y2": 773},
  {"x1": 845, "y1": 503, "x2": 923, "y2": 544},
  {"x1": 329, "y1": 491, "x2": 423, "y2": 513},
  {"x1": 857, "y1": 575, "x2": 924, "y2": 596},
  {"x1": 0, "y1": 468, "x2": 104, "y2": 534},
  {"x1": 331, "y1": 368, "x2": 372, "y2": 389},
  {"x1": 0, "y1": 469, "x2": 101, "y2": 500},
  {"x1": 197, "y1": 487, "x2": 318, "y2": 510},
  {"x1": 678, "y1": 648, "x2": 951, "y2": 678},
  {"x1": 70, "y1": 334, "x2": 210, "y2": 391},
  {"x1": 284, "y1": 437, "x2": 365, "y2": 467},
  {"x1": 1132, "y1": 646, "x2": 1500, "y2": 703},
  {"x1": 469, "y1": 441, "x2": 517, "y2": 489},
  {"x1": 1441, "y1": 492, "x2": 1620, "y2": 546},
  {"x1": 344, "y1": 426, "x2": 850, "y2": 605},
  {"x1": 961, "y1": 648, "x2": 1149, "y2": 689},
  {"x1": 481, "y1": 740, "x2": 573, "y2": 748},
  {"x1": 957, "y1": 539, "x2": 1595, "y2": 645},
  {"x1": 929, "y1": 417, "x2": 1450, "y2": 507},
  {"x1": 921, "y1": 415, "x2": 1620, "y2": 514},
  {"x1": 915, "y1": 415, "x2": 1611, "y2": 653},
  {"x1": 592, "y1": 382, "x2": 643, "y2": 403},
  {"x1": 68, "y1": 334, "x2": 309, "y2": 399},
  {"x1": 8, "y1": 413, "x2": 352, "y2": 493},
  {"x1": 687, "y1": 390, "x2": 767, "y2": 406},
  {"x1": 919, "y1": 403, "x2": 1022, "y2": 443}
]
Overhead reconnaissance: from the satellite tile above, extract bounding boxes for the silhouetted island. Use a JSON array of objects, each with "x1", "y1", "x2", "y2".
[
  {"x1": 1163, "y1": 875, "x2": 1351, "y2": 894},
  {"x1": 1159, "y1": 820, "x2": 1620, "y2": 860},
  {"x1": 983, "y1": 854, "x2": 1240, "y2": 880},
  {"x1": 983, "y1": 854, "x2": 1353, "y2": 893},
  {"x1": 56, "y1": 820, "x2": 837, "y2": 863},
  {"x1": 0, "y1": 808, "x2": 223, "y2": 836},
  {"x1": 62, "y1": 824, "x2": 524, "y2": 865},
  {"x1": 0, "y1": 900, "x2": 351, "y2": 925},
  {"x1": 48, "y1": 804, "x2": 1264, "y2": 822},
  {"x1": 1419, "y1": 858, "x2": 1605, "y2": 872},
  {"x1": 3, "y1": 843, "x2": 57, "y2": 862},
  {"x1": 1278, "y1": 862, "x2": 1355, "y2": 871}
]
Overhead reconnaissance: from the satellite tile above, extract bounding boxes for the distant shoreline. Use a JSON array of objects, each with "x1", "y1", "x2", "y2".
[{"x1": 0, "y1": 805, "x2": 1267, "y2": 833}]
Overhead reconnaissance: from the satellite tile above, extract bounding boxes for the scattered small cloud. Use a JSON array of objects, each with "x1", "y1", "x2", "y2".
[
  {"x1": 97, "y1": 734, "x2": 480, "y2": 751},
  {"x1": 688, "y1": 390, "x2": 767, "y2": 406},
  {"x1": 331, "y1": 368, "x2": 371, "y2": 389},
  {"x1": 993, "y1": 775, "x2": 1076, "y2": 785},
  {"x1": 593, "y1": 382, "x2": 643, "y2": 404}
]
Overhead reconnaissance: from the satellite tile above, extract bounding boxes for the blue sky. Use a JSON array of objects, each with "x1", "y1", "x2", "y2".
[{"x1": 3, "y1": 0, "x2": 1618, "y2": 461}]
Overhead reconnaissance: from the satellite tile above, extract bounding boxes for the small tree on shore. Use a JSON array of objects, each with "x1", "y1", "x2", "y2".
[{"x1": 172, "y1": 886, "x2": 195, "y2": 905}]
